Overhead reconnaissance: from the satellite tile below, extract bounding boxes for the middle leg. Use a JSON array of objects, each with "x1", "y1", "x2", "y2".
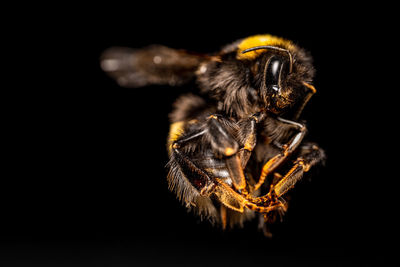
[{"x1": 254, "y1": 117, "x2": 307, "y2": 190}]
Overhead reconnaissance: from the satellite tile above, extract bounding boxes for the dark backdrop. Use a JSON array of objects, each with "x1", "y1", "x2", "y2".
[{"x1": 2, "y1": 3, "x2": 397, "y2": 266}]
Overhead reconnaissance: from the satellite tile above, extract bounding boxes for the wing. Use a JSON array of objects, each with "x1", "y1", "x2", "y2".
[{"x1": 100, "y1": 45, "x2": 207, "y2": 88}]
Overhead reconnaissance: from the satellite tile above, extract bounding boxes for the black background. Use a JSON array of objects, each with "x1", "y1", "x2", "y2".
[{"x1": 3, "y1": 3, "x2": 397, "y2": 266}]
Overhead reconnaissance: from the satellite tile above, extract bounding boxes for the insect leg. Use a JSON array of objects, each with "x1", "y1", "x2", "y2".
[
  {"x1": 254, "y1": 117, "x2": 306, "y2": 190},
  {"x1": 206, "y1": 115, "x2": 247, "y2": 190},
  {"x1": 273, "y1": 142, "x2": 325, "y2": 197},
  {"x1": 236, "y1": 112, "x2": 265, "y2": 168},
  {"x1": 170, "y1": 129, "x2": 214, "y2": 195},
  {"x1": 208, "y1": 112, "x2": 267, "y2": 190},
  {"x1": 213, "y1": 178, "x2": 285, "y2": 214},
  {"x1": 206, "y1": 115, "x2": 239, "y2": 157},
  {"x1": 248, "y1": 142, "x2": 324, "y2": 231}
]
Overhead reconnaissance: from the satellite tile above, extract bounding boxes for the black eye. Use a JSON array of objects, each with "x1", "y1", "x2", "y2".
[{"x1": 265, "y1": 56, "x2": 288, "y2": 93}]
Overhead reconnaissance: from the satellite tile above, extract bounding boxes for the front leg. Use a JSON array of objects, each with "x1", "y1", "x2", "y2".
[
  {"x1": 273, "y1": 142, "x2": 326, "y2": 197},
  {"x1": 254, "y1": 142, "x2": 325, "y2": 210},
  {"x1": 254, "y1": 117, "x2": 306, "y2": 190},
  {"x1": 256, "y1": 142, "x2": 325, "y2": 236}
]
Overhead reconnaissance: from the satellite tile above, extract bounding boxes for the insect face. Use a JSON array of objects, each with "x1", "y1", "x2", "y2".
[{"x1": 246, "y1": 46, "x2": 316, "y2": 118}]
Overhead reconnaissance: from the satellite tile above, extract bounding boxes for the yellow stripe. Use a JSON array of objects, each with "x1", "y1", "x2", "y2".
[
  {"x1": 237, "y1": 34, "x2": 294, "y2": 60},
  {"x1": 168, "y1": 121, "x2": 185, "y2": 152}
]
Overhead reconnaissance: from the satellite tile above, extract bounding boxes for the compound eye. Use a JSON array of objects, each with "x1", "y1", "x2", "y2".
[{"x1": 265, "y1": 56, "x2": 287, "y2": 93}]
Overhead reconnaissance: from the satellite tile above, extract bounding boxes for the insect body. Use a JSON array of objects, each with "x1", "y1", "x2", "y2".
[{"x1": 101, "y1": 34, "x2": 325, "y2": 235}]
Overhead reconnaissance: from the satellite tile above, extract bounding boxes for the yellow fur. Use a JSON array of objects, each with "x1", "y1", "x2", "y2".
[
  {"x1": 237, "y1": 34, "x2": 294, "y2": 60},
  {"x1": 168, "y1": 121, "x2": 185, "y2": 153}
]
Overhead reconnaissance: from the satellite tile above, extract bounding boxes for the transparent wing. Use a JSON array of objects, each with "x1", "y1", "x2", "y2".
[{"x1": 100, "y1": 45, "x2": 206, "y2": 88}]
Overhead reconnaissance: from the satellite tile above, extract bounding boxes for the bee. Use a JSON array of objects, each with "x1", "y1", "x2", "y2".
[{"x1": 101, "y1": 34, "x2": 325, "y2": 236}]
